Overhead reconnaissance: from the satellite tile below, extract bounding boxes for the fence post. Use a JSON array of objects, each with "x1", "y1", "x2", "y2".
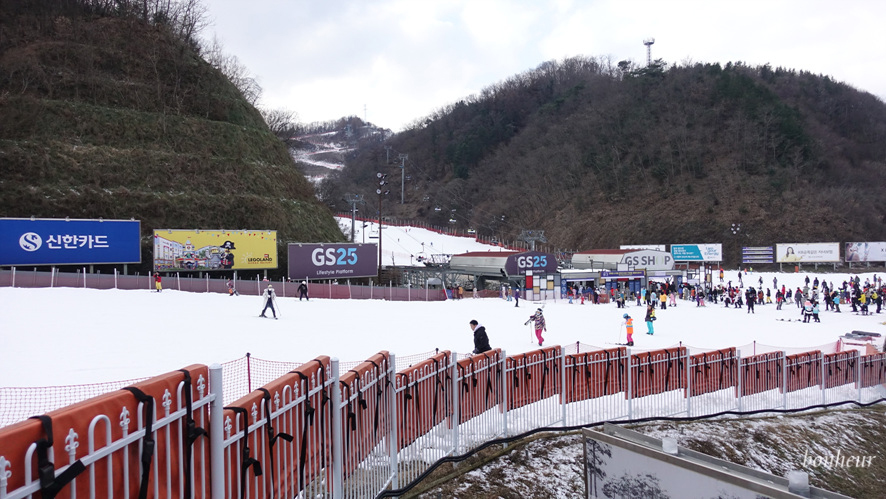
[
  {"x1": 501, "y1": 350, "x2": 509, "y2": 438},
  {"x1": 450, "y1": 351, "x2": 460, "y2": 455},
  {"x1": 626, "y1": 348, "x2": 633, "y2": 420},
  {"x1": 388, "y1": 353, "x2": 399, "y2": 490},
  {"x1": 209, "y1": 363, "x2": 225, "y2": 499},
  {"x1": 782, "y1": 351, "x2": 788, "y2": 410},
  {"x1": 821, "y1": 352, "x2": 826, "y2": 406},
  {"x1": 331, "y1": 358, "x2": 343, "y2": 499},
  {"x1": 11, "y1": 266, "x2": 15, "y2": 287},
  {"x1": 560, "y1": 347, "x2": 567, "y2": 427},
  {"x1": 856, "y1": 353, "x2": 862, "y2": 402},
  {"x1": 736, "y1": 351, "x2": 742, "y2": 413},
  {"x1": 246, "y1": 352, "x2": 252, "y2": 393},
  {"x1": 685, "y1": 349, "x2": 692, "y2": 418}
]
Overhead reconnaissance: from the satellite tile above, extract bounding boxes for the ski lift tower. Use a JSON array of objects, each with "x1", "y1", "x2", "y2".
[
  {"x1": 643, "y1": 38, "x2": 655, "y2": 66},
  {"x1": 518, "y1": 229, "x2": 547, "y2": 251}
]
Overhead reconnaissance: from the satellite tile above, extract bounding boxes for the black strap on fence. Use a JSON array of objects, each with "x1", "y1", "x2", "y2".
[
  {"x1": 664, "y1": 350, "x2": 672, "y2": 390},
  {"x1": 257, "y1": 388, "x2": 293, "y2": 499},
  {"x1": 603, "y1": 351, "x2": 611, "y2": 394},
  {"x1": 432, "y1": 358, "x2": 442, "y2": 419},
  {"x1": 539, "y1": 350, "x2": 549, "y2": 400},
  {"x1": 512, "y1": 358, "x2": 520, "y2": 389},
  {"x1": 120, "y1": 387, "x2": 155, "y2": 499},
  {"x1": 480, "y1": 353, "x2": 494, "y2": 409},
  {"x1": 398, "y1": 373, "x2": 413, "y2": 425},
  {"x1": 225, "y1": 406, "x2": 262, "y2": 499},
  {"x1": 27, "y1": 415, "x2": 87, "y2": 499},
  {"x1": 552, "y1": 349, "x2": 560, "y2": 396},
  {"x1": 292, "y1": 371, "x2": 315, "y2": 490},
  {"x1": 369, "y1": 359, "x2": 382, "y2": 432},
  {"x1": 340, "y1": 382, "x2": 356, "y2": 452},
  {"x1": 177, "y1": 369, "x2": 208, "y2": 499}
]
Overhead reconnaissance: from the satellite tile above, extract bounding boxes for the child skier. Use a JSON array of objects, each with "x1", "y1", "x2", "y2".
[
  {"x1": 622, "y1": 313, "x2": 634, "y2": 346},
  {"x1": 525, "y1": 308, "x2": 547, "y2": 346}
]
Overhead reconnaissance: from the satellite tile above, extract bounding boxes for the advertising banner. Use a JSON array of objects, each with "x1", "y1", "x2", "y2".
[
  {"x1": 288, "y1": 243, "x2": 378, "y2": 279},
  {"x1": 619, "y1": 244, "x2": 666, "y2": 251},
  {"x1": 670, "y1": 244, "x2": 723, "y2": 262},
  {"x1": 0, "y1": 218, "x2": 141, "y2": 266},
  {"x1": 776, "y1": 243, "x2": 840, "y2": 263},
  {"x1": 153, "y1": 229, "x2": 277, "y2": 271},
  {"x1": 620, "y1": 250, "x2": 674, "y2": 270},
  {"x1": 742, "y1": 246, "x2": 774, "y2": 264},
  {"x1": 504, "y1": 251, "x2": 558, "y2": 275},
  {"x1": 845, "y1": 242, "x2": 886, "y2": 263}
]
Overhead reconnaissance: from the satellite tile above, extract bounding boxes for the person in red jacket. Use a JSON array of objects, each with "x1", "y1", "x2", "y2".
[{"x1": 153, "y1": 272, "x2": 162, "y2": 292}]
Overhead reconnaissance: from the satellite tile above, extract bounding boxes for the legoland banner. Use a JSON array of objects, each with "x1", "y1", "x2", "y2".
[
  {"x1": 776, "y1": 243, "x2": 840, "y2": 263},
  {"x1": 0, "y1": 218, "x2": 141, "y2": 266},
  {"x1": 288, "y1": 243, "x2": 378, "y2": 279},
  {"x1": 153, "y1": 229, "x2": 277, "y2": 271},
  {"x1": 670, "y1": 244, "x2": 723, "y2": 262},
  {"x1": 845, "y1": 242, "x2": 886, "y2": 263}
]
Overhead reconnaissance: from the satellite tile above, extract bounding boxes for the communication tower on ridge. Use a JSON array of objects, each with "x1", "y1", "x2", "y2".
[{"x1": 643, "y1": 38, "x2": 655, "y2": 66}]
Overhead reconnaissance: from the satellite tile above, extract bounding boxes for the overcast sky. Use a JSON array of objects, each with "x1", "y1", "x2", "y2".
[{"x1": 202, "y1": 0, "x2": 885, "y2": 132}]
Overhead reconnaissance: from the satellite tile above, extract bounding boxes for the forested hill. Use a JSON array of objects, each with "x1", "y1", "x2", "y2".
[
  {"x1": 0, "y1": 0, "x2": 343, "y2": 274},
  {"x1": 320, "y1": 57, "x2": 886, "y2": 263}
]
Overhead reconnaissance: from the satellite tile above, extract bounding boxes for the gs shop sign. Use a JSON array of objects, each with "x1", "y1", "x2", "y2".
[
  {"x1": 504, "y1": 251, "x2": 558, "y2": 275},
  {"x1": 288, "y1": 243, "x2": 379, "y2": 279},
  {"x1": 621, "y1": 250, "x2": 674, "y2": 271}
]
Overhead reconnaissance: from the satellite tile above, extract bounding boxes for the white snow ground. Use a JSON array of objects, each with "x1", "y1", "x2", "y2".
[{"x1": 1, "y1": 220, "x2": 884, "y2": 391}]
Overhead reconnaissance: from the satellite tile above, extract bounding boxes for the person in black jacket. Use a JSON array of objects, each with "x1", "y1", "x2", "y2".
[
  {"x1": 470, "y1": 320, "x2": 491, "y2": 354},
  {"x1": 297, "y1": 281, "x2": 309, "y2": 301}
]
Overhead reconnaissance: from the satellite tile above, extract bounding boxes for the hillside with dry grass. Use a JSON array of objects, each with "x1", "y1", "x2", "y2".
[{"x1": 0, "y1": 0, "x2": 344, "y2": 274}]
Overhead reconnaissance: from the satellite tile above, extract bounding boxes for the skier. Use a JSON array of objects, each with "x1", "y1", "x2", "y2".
[
  {"x1": 297, "y1": 280, "x2": 309, "y2": 301},
  {"x1": 260, "y1": 284, "x2": 278, "y2": 319},
  {"x1": 645, "y1": 304, "x2": 655, "y2": 335},
  {"x1": 514, "y1": 286, "x2": 520, "y2": 307},
  {"x1": 621, "y1": 314, "x2": 635, "y2": 346},
  {"x1": 525, "y1": 308, "x2": 547, "y2": 346},
  {"x1": 226, "y1": 278, "x2": 238, "y2": 296},
  {"x1": 469, "y1": 320, "x2": 491, "y2": 354},
  {"x1": 153, "y1": 272, "x2": 162, "y2": 292}
]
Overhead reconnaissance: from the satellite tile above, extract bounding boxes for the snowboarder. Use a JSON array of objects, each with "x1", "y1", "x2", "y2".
[
  {"x1": 525, "y1": 308, "x2": 547, "y2": 346},
  {"x1": 645, "y1": 304, "x2": 655, "y2": 335},
  {"x1": 298, "y1": 281, "x2": 309, "y2": 301},
  {"x1": 260, "y1": 284, "x2": 278, "y2": 319},
  {"x1": 153, "y1": 272, "x2": 162, "y2": 292},
  {"x1": 469, "y1": 320, "x2": 491, "y2": 354},
  {"x1": 622, "y1": 314, "x2": 634, "y2": 346}
]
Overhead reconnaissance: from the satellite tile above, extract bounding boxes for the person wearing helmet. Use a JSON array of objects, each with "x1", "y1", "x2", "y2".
[
  {"x1": 297, "y1": 280, "x2": 309, "y2": 301},
  {"x1": 524, "y1": 308, "x2": 547, "y2": 346},
  {"x1": 622, "y1": 313, "x2": 634, "y2": 346},
  {"x1": 260, "y1": 284, "x2": 278, "y2": 319}
]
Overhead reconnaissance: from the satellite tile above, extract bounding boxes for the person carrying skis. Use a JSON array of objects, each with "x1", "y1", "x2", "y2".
[
  {"x1": 622, "y1": 313, "x2": 634, "y2": 346},
  {"x1": 260, "y1": 284, "x2": 278, "y2": 319},
  {"x1": 297, "y1": 281, "x2": 309, "y2": 301},
  {"x1": 469, "y1": 320, "x2": 491, "y2": 354},
  {"x1": 644, "y1": 304, "x2": 655, "y2": 335},
  {"x1": 525, "y1": 308, "x2": 547, "y2": 346}
]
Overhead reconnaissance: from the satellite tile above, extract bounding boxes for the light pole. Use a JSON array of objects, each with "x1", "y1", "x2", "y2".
[{"x1": 376, "y1": 172, "x2": 389, "y2": 276}]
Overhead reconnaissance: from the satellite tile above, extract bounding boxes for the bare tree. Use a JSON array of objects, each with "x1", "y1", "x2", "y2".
[
  {"x1": 261, "y1": 107, "x2": 300, "y2": 146},
  {"x1": 202, "y1": 36, "x2": 262, "y2": 104}
]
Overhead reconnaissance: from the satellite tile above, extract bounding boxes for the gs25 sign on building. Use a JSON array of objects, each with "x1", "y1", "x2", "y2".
[
  {"x1": 504, "y1": 251, "x2": 558, "y2": 275},
  {"x1": 288, "y1": 243, "x2": 379, "y2": 280}
]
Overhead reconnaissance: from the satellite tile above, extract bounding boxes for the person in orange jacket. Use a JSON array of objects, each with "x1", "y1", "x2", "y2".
[{"x1": 622, "y1": 313, "x2": 634, "y2": 346}]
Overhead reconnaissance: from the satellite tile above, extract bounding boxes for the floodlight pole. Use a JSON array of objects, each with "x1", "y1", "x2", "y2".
[{"x1": 398, "y1": 154, "x2": 408, "y2": 204}]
